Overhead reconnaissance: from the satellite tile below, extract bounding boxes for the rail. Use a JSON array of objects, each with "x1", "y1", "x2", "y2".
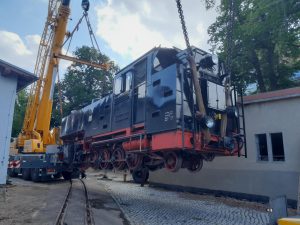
[{"x1": 54, "y1": 179, "x2": 94, "y2": 225}]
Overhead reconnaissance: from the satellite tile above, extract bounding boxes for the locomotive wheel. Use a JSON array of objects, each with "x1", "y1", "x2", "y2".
[
  {"x1": 164, "y1": 151, "x2": 182, "y2": 172},
  {"x1": 204, "y1": 153, "x2": 215, "y2": 162},
  {"x1": 99, "y1": 149, "x2": 111, "y2": 170},
  {"x1": 187, "y1": 156, "x2": 203, "y2": 173},
  {"x1": 62, "y1": 171, "x2": 72, "y2": 180},
  {"x1": 132, "y1": 167, "x2": 149, "y2": 184},
  {"x1": 81, "y1": 154, "x2": 90, "y2": 171},
  {"x1": 126, "y1": 153, "x2": 143, "y2": 170},
  {"x1": 147, "y1": 165, "x2": 159, "y2": 171},
  {"x1": 111, "y1": 147, "x2": 126, "y2": 170},
  {"x1": 92, "y1": 151, "x2": 100, "y2": 169}
]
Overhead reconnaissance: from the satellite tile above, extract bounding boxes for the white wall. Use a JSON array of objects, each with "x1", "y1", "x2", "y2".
[
  {"x1": 150, "y1": 97, "x2": 300, "y2": 201},
  {"x1": 0, "y1": 74, "x2": 17, "y2": 184}
]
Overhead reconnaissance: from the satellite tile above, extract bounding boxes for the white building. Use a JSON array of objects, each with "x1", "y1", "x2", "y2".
[
  {"x1": 0, "y1": 59, "x2": 36, "y2": 185},
  {"x1": 150, "y1": 87, "x2": 300, "y2": 207}
]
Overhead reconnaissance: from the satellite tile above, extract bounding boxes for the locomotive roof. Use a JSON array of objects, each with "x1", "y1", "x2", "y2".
[
  {"x1": 115, "y1": 46, "x2": 212, "y2": 77},
  {"x1": 115, "y1": 46, "x2": 179, "y2": 76}
]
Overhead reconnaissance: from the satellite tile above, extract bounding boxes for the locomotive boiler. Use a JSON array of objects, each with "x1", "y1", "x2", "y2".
[{"x1": 60, "y1": 46, "x2": 244, "y2": 183}]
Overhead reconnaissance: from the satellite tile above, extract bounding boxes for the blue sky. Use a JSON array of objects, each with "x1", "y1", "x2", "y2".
[
  {"x1": 0, "y1": 0, "x2": 107, "y2": 53},
  {"x1": 0, "y1": 0, "x2": 218, "y2": 76}
]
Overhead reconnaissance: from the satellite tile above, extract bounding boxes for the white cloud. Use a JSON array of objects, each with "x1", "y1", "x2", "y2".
[
  {"x1": 96, "y1": 3, "x2": 171, "y2": 59},
  {"x1": 25, "y1": 34, "x2": 41, "y2": 50},
  {"x1": 0, "y1": 30, "x2": 71, "y2": 78},
  {"x1": 0, "y1": 30, "x2": 34, "y2": 71},
  {"x1": 95, "y1": 0, "x2": 218, "y2": 61}
]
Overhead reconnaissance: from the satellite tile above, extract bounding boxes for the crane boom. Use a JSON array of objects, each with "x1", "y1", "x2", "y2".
[
  {"x1": 15, "y1": 0, "x2": 108, "y2": 153},
  {"x1": 22, "y1": 0, "x2": 60, "y2": 135},
  {"x1": 17, "y1": 0, "x2": 71, "y2": 153},
  {"x1": 35, "y1": 0, "x2": 70, "y2": 146}
]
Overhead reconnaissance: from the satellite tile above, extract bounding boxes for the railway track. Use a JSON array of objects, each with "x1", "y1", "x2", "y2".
[{"x1": 54, "y1": 179, "x2": 95, "y2": 225}]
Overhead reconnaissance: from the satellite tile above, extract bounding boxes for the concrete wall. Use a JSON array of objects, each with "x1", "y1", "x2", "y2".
[
  {"x1": 0, "y1": 74, "x2": 17, "y2": 184},
  {"x1": 150, "y1": 97, "x2": 300, "y2": 201}
]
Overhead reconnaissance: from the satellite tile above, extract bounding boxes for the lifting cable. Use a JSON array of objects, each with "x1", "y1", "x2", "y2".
[
  {"x1": 63, "y1": 13, "x2": 85, "y2": 54},
  {"x1": 62, "y1": 11, "x2": 102, "y2": 57},
  {"x1": 56, "y1": 2, "x2": 102, "y2": 123},
  {"x1": 84, "y1": 12, "x2": 102, "y2": 54}
]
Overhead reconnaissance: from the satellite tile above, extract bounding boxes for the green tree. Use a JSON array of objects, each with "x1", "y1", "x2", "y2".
[
  {"x1": 11, "y1": 90, "x2": 28, "y2": 137},
  {"x1": 51, "y1": 46, "x2": 119, "y2": 126},
  {"x1": 208, "y1": 0, "x2": 300, "y2": 92}
]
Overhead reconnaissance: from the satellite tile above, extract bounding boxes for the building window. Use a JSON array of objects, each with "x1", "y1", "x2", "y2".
[
  {"x1": 270, "y1": 133, "x2": 285, "y2": 161},
  {"x1": 255, "y1": 134, "x2": 268, "y2": 161}
]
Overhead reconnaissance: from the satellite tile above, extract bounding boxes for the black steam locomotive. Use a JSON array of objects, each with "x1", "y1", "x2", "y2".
[{"x1": 60, "y1": 46, "x2": 243, "y2": 183}]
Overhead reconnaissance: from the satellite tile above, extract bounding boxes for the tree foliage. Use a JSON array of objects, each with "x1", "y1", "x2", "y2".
[
  {"x1": 202, "y1": 0, "x2": 216, "y2": 9},
  {"x1": 51, "y1": 46, "x2": 119, "y2": 126},
  {"x1": 11, "y1": 90, "x2": 28, "y2": 137},
  {"x1": 208, "y1": 0, "x2": 300, "y2": 92}
]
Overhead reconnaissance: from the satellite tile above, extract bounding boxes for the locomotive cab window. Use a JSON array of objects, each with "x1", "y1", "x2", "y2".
[
  {"x1": 114, "y1": 76, "x2": 123, "y2": 95},
  {"x1": 152, "y1": 49, "x2": 178, "y2": 74},
  {"x1": 114, "y1": 72, "x2": 132, "y2": 95},
  {"x1": 125, "y1": 71, "x2": 132, "y2": 92},
  {"x1": 153, "y1": 57, "x2": 163, "y2": 72}
]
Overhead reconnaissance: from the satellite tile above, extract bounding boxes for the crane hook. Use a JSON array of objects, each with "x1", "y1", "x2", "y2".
[{"x1": 81, "y1": 0, "x2": 90, "y2": 12}]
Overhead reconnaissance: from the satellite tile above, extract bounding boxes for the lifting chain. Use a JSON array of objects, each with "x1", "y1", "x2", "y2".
[
  {"x1": 175, "y1": 0, "x2": 192, "y2": 56},
  {"x1": 84, "y1": 11, "x2": 102, "y2": 55},
  {"x1": 175, "y1": 0, "x2": 211, "y2": 143}
]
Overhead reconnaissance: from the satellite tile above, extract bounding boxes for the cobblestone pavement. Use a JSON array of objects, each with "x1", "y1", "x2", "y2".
[{"x1": 97, "y1": 175, "x2": 270, "y2": 225}]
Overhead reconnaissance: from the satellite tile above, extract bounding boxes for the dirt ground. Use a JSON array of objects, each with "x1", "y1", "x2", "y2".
[
  {"x1": 0, "y1": 179, "x2": 68, "y2": 225},
  {"x1": 0, "y1": 175, "x2": 128, "y2": 225}
]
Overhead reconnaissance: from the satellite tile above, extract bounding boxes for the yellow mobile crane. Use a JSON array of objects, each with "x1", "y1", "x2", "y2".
[
  {"x1": 16, "y1": 0, "x2": 107, "y2": 153},
  {"x1": 16, "y1": 0, "x2": 70, "y2": 153},
  {"x1": 8, "y1": 0, "x2": 73, "y2": 180},
  {"x1": 8, "y1": 0, "x2": 108, "y2": 181}
]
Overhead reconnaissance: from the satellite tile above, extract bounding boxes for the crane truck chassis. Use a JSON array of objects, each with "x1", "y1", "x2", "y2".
[{"x1": 8, "y1": 145, "x2": 79, "y2": 181}]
